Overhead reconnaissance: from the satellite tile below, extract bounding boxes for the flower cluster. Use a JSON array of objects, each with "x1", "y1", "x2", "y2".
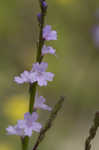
[
  {"x1": 6, "y1": 93, "x2": 52, "y2": 137},
  {"x1": 14, "y1": 62, "x2": 54, "y2": 86},
  {"x1": 6, "y1": 0, "x2": 57, "y2": 138},
  {"x1": 6, "y1": 112, "x2": 42, "y2": 137}
]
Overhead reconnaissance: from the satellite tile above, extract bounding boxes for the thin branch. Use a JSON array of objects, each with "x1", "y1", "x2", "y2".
[
  {"x1": 32, "y1": 96, "x2": 65, "y2": 150},
  {"x1": 85, "y1": 111, "x2": 99, "y2": 150}
]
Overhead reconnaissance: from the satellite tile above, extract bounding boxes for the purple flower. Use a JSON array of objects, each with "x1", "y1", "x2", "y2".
[
  {"x1": 6, "y1": 125, "x2": 24, "y2": 136},
  {"x1": 92, "y1": 25, "x2": 99, "y2": 47},
  {"x1": 43, "y1": 25, "x2": 57, "y2": 41},
  {"x1": 42, "y1": 45, "x2": 56, "y2": 56},
  {"x1": 32, "y1": 62, "x2": 48, "y2": 72},
  {"x1": 34, "y1": 93, "x2": 52, "y2": 111},
  {"x1": 42, "y1": 1, "x2": 48, "y2": 9},
  {"x1": 31, "y1": 62, "x2": 54, "y2": 86},
  {"x1": 40, "y1": 0, "x2": 47, "y2": 9},
  {"x1": 37, "y1": 13, "x2": 42, "y2": 24},
  {"x1": 17, "y1": 112, "x2": 42, "y2": 136},
  {"x1": 14, "y1": 70, "x2": 33, "y2": 84},
  {"x1": 6, "y1": 126, "x2": 16, "y2": 135},
  {"x1": 14, "y1": 62, "x2": 54, "y2": 86},
  {"x1": 6, "y1": 112, "x2": 42, "y2": 137},
  {"x1": 23, "y1": 112, "x2": 42, "y2": 137}
]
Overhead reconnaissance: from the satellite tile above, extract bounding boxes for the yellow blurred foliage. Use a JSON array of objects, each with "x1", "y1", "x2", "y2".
[
  {"x1": 57, "y1": 0, "x2": 75, "y2": 5},
  {"x1": 4, "y1": 95, "x2": 28, "y2": 122},
  {"x1": 0, "y1": 143, "x2": 13, "y2": 150}
]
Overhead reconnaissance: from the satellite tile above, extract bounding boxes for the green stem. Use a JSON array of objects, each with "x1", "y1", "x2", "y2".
[
  {"x1": 21, "y1": 137, "x2": 29, "y2": 150},
  {"x1": 21, "y1": 1, "x2": 47, "y2": 149},
  {"x1": 21, "y1": 82, "x2": 37, "y2": 150},
  {"x1": 29, "y1": 82, "x2": 37, "y2": 113},
  {"x1": 36, "y1": 9, "x2": 45, "y2": 63}
]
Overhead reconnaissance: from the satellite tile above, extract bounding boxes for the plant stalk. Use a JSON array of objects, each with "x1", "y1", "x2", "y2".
[
  {"x1": 85, "y1": 111, "x2": 99, "y2": 150},
  {"x1": 21, "y1": 0, "x2": 47, "y2": 149}
]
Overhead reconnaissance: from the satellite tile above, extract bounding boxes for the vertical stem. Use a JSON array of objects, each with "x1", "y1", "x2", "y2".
[
  {"x1": 36, "y1": 6, "x2": 46, "y2": 63},
  {"x1": 21, "y1": 0, "x2": 47, "y2": 150},
  {"x1": 21, "y1": 137, "x2": 29, "y2": 150},
  {"x1": 29, "y1": 82, "x2": 37, "y2": 113},
  {"x1": 36, "y1": 19, "x2": 45, "y2": 62},
  {"x1": 21, "y1": 83, "x2": 37, "y2": 150}
]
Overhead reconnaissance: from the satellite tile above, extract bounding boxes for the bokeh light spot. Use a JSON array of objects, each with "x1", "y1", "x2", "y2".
[
  {"x1": 0, "y1": 143, "x2": 13, "y2": 150},
  {"x1": 4, "y1": 95, "x2": 28, "y2": 122}
]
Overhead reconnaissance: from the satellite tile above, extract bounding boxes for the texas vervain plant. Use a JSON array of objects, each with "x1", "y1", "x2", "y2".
[
  {"x1": 6, "y1": 0, "x2": 64, "y2": 150},
  {"x1": 5, "y1": 1, "x2": 99, "y2": 150}
]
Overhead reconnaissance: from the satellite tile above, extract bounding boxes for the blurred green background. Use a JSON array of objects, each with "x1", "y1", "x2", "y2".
[{"x1": 1, "y1": 0, "x2": 99, "y2": 149}]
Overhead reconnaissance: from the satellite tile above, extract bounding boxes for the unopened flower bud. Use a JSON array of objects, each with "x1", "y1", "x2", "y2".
[
  {"x1": 42, "y1": 1, "x2": 48, "y2": 10},
  {"x1": 37, "y1": 13, "x2": 42, "y2": 24}
]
